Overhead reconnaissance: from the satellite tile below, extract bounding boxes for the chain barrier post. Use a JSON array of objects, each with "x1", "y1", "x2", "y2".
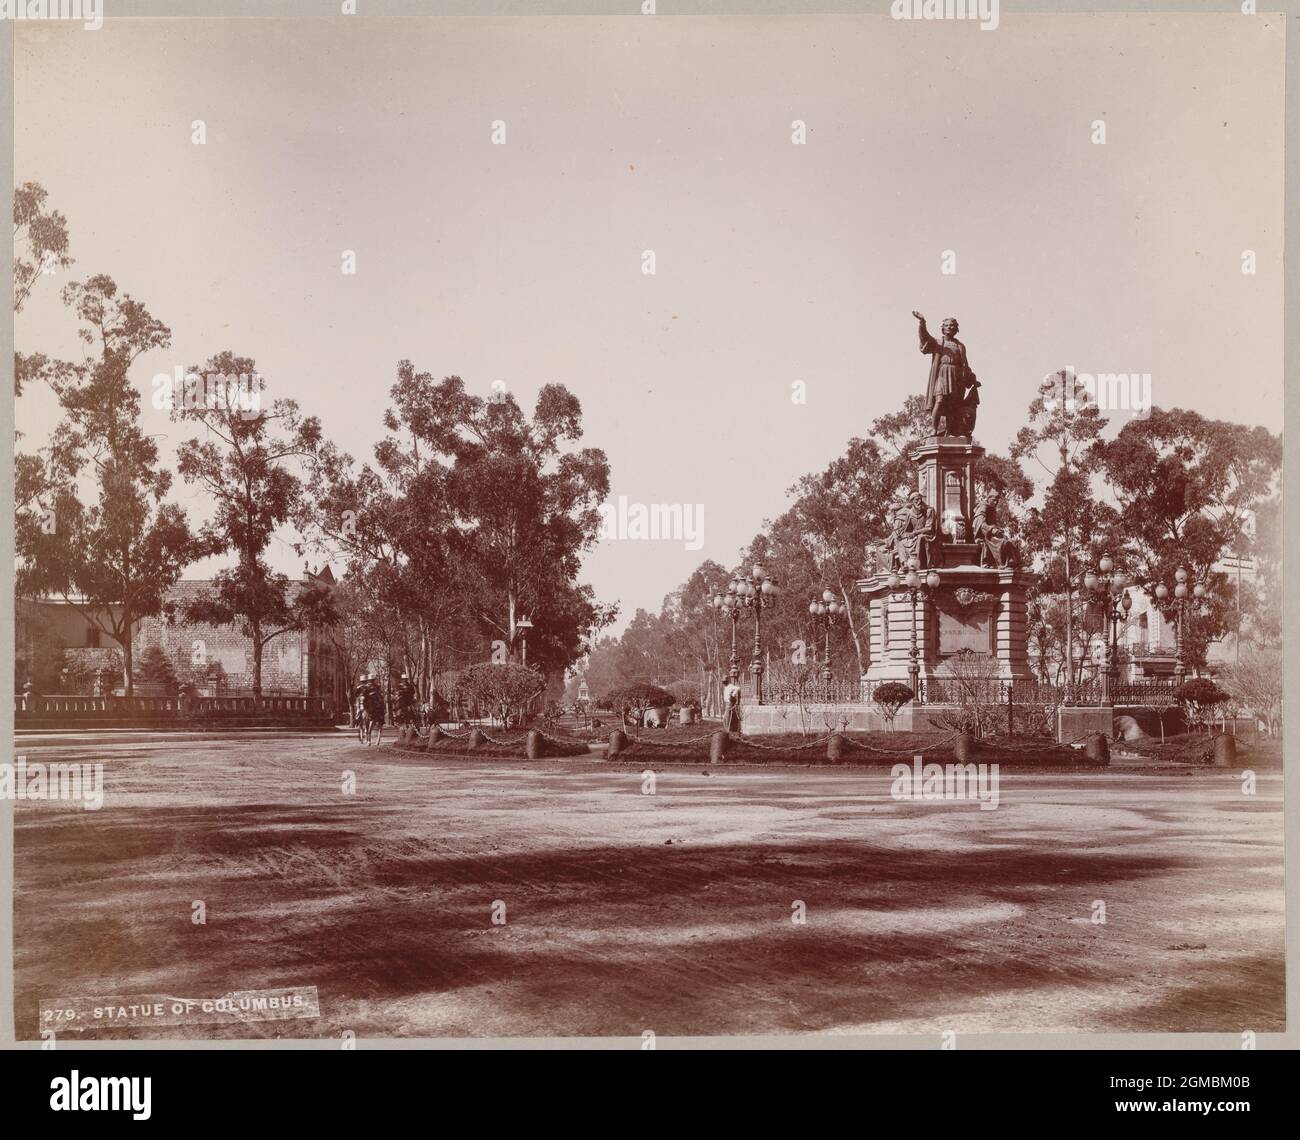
[{"x1": 709, "y1": 731, "x2": 728, "y2": 765}]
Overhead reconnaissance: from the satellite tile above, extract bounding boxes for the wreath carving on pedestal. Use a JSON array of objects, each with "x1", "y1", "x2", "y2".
[{"x1": 950, "y1": 587, "x2": 994, "y2": 608}]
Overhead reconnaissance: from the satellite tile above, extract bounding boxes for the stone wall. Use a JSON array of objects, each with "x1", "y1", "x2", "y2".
[{"x1": 134, "y1": 584, "x2": 311, "y2": 694}]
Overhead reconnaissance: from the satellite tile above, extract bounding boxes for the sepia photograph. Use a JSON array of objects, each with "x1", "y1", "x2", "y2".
[{"x1": 3, "y1": 0, "x2": 1296, "y2": 1114}]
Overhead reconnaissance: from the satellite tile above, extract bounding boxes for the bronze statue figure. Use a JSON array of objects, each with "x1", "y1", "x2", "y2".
[
  {"x1": 973, "y1": 490, "x2": 1019, "y2": 568},
  {"x1": 912, "y1": 311, "x2": 981, "y2": 438},
  {"x1": 876, "y1": 503, "x2": 909, "y2": 571},
  {"x1": 899, "y1": 490, "x2": 943, "y2": 569}
]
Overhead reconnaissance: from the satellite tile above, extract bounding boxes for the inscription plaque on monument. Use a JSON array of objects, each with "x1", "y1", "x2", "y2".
[{"x1": 937, "y1": 603, "x2": 993, "y2": 656}]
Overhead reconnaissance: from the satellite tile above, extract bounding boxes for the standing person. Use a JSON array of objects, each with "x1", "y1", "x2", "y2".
[{"x1": 722, "y1": 674, "x2": 742, "y2": 733}]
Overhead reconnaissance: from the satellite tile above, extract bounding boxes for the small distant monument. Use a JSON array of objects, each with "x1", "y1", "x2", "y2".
[{"x1": 857, "y1": 313, "x2": 1037, "y2": 719}]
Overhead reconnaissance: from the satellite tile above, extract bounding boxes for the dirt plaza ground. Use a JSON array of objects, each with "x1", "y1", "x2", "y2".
[{"x1": 10, "y1": 731, "x2": 1285, "y2": 1040}]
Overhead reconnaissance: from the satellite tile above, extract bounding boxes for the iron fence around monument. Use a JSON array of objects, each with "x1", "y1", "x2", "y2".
[
  {"x1": 908, "y1": 677, "x2": 1178, "y2": 707},
  {"x1": 756, "y1": 677, "x2": 1177, "y2": 707},
  {"x1": 745, "y1": 676, "x2": 1178, "y2": 709},
  {"x1": 758, "y1": 677, "x2": 862, "y2": 705},
  {"x1": 1112, "y1": 680, "x2": 1180, "y2": 707},
  {"x1": 909, "y1": 677, "x2": 1086, "y2": 707}
]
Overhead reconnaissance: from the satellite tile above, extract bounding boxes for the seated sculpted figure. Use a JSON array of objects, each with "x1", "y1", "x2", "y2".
[
  {"x1": 866, "y1": 504, "x2": 908, "y2": 573},
  {"x1": 973, "y1": 490, "x2": 1019, "y2": 568},
  {"x1": 899, "y1": 491, "x2": 943, "y2": 569},
  {"x1": 883, "y1": 503, "x2": 909, "y2": 571}
]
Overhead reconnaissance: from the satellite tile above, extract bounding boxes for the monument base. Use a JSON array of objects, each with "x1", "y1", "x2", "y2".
[
  {"x1": 858, "y1": 432, "x2": 1038, "y2": 692},
  {"x1": 857, "y1": 564, "x2": 1035, "y2": 687}
]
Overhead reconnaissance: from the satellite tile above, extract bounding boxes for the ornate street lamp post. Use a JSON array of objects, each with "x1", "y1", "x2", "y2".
[
  {"x1": 1083, "y1": 556, "x2": 1131, "y2": 708},
  {"x1": 1153, "y1": 567, "x2": 1206, "y2": 687},
  {"x1": 712, "y1": 566, "x2": 779, "y2": 700},
  {"x1": 889, "y1": 558, "x2": 939, "y2": 702},
  {"x1": 737, "y1": 564, "x2": 780, "y2": 704},
  {"x1": 711, "y1": 580, "x2": 743, "y2": 682},
  {"x1": 808, "y1": 589, "x2": 844, "y2": 683}
]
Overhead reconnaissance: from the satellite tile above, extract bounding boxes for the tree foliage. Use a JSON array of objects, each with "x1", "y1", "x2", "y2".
[
  {"x1": 14, "y1": 181, "x2": 73, "y2": 321},
  {"x1": 174, "y1": 351, "x2": 326, "y2": 697},
  {"x1": 456, "y1": 661, "x2": 545, "y2": 727},
  {"x1": 1217, "y1": 647, "x2": 1282, "y2": 736},
  {"x1": 16, "y1": 275, "x2": 205, "y2": 695},
  {"x1": 1094, "y1": 408, "x2": 1281, "y2": 670},
  {"x1": 1011, "y1": 371, "x2": 1113, "y2": 691},
  {"x1": 300, "y1": 365, "x2": 614, "y2": 702},
  {"x1": 1173, "y1": 677, "x2": 1228, "y2": 731},
  {"x1": 602, "y1": 683, "x2": 675, "y2": 727},
  {"x1": 136, "y1": 644, "x2": 178, "y2": 689}
]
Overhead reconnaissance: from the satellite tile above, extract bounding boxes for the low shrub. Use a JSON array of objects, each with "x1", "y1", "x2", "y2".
[
  {"x1": 601, "y1": 684, "x2": 676, "y2": 728},
  {"x1": 871, "y1": 682, "x2": 915, "y2": 729},
  {"x1": 1173, "y1": 679, "x2": 1229, "y2": 732}
]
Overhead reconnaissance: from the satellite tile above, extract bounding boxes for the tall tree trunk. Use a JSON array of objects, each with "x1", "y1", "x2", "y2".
[
  {"x1": 838, "y1": 582, "x2": 864, "y2": 677},
  {"x1": 252, "y1": 620, "x2": 264, "y2": 701},
  {"x1": 1063, "y1": 540, "x2": 1074, "y2": 699},
  {"x1": 418, "y1": 619, "x2": 430, "y2": 702},
  {"x1": 121, "y1": 603, "x2": 134, "y2": 698}
]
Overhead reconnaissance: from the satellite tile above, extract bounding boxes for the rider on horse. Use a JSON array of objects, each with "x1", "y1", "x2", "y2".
[
  {"x1": 395, "y1": 673, "x2": 417, "y2": 727},
  {"x1": 360, "y1": 674, "x2": 385, "y2": 733}
]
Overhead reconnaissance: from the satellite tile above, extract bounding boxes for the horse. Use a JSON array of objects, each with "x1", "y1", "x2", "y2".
[{"x1": 358, "y1": 688, "x2": 385, "y2": 746}]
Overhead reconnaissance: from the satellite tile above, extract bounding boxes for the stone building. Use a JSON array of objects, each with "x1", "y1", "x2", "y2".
[{"x1": 16, "y1": 567, "x2": 344, "y2": 706}]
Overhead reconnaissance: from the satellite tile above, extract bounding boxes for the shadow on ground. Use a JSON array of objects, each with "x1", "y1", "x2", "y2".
[{"x1": 16, "y1": 783, "x2": 1282, "y2": 1037}]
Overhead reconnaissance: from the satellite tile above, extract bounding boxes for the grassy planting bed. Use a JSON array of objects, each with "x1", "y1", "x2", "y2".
[
  {"x1": 609, "y1": 727, "x2": 1091, "y2": 766},
  {"x1": 391, "y1": 727, "x2": 592, "y2": 759},
  {"x1": 1120, "y1": 732, "x2": 1282, "y2": 767}
]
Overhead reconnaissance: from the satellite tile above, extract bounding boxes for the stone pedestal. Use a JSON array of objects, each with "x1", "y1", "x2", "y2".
[
  {"x1": 858, "y1": 435, "x2": 1037, "y2": 691},
  {"x1": 860, "y1": 565, "x2": 1033, "y2": 685},
  {"x1": 912, "y1": 435, "x2": 982, "y2": 542}
]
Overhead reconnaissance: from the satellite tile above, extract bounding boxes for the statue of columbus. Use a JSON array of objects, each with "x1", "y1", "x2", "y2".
[{"x1": 912, "y1": 311, "x2": 981, "y2": 438}]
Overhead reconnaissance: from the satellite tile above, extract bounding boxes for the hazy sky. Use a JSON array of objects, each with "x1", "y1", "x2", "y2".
[{"x1": 15, "y1": 14, "x2": 1285, "y2": 631}]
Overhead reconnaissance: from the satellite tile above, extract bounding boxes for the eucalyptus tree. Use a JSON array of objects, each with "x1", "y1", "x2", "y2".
[{"x1": 16, "y1": 276, "x2": 203, "y2": 696}]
